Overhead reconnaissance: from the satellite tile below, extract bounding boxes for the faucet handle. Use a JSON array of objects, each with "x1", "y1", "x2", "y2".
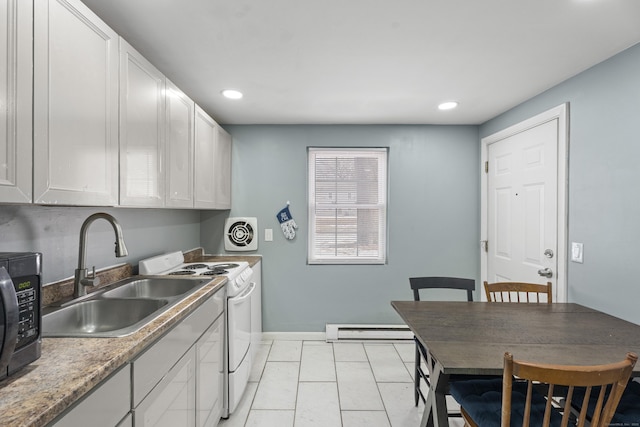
[{"x1": 81, "y1": 266, "x2": 100, "y2": 287}]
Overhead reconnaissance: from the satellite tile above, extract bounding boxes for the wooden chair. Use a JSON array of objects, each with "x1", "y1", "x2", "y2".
[
  {"x1": 450, "y1": 351, "x2": 637, "y2": 427},
  {"x1": 409, "y1": 277, "x2": 475, "y2": 406},
  {"x1": 484, "y1": 281, "x2": 553, "y2": 303},
  {"x1": 570, "y1": 378, "x2": 640, "y2": 425}
]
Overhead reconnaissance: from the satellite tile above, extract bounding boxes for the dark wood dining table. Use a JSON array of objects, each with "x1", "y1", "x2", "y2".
[{"x1": 391, "y1": 301, "x2": 640, "y2": 427}]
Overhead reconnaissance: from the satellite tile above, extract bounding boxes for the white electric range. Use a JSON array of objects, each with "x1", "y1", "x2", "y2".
[{"x1": 138, "y1": 251, "x2": 257, "y2": 419}]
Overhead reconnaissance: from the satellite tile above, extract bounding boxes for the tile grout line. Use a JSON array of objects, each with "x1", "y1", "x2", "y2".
[
  {"x1": 364, "y1": 343, "x2": 394, "y2": 427},
  {"x1": 330, "y1": 341, "x2": 345, "y2": 427}
]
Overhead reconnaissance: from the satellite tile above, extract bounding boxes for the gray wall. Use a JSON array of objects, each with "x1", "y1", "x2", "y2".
[
  {"x1": 202, "y1": 125, "x2": 480, "y2": 332},
  {"x1": 480, "y1": 42, "x2": 640, "y2": 324},
  {"x1": 0, "y1": 205, "x2": 201, "y2": 284},
  {"x1": 8, "y1": 42, "x2": 638, "y2": 331}
]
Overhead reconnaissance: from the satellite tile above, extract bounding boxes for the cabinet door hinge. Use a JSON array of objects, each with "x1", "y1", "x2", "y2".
[{"x1": 484, "y1": 161, "x2": 488, "y2": 173}]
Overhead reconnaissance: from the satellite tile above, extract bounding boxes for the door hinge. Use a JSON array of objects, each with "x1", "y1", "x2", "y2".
[
  {"x1": 481, "y1": 240, "x2": 488, "y2": 252},
  {"x1": 484, "y1": 161, "x2": 488, "y2": 173}
]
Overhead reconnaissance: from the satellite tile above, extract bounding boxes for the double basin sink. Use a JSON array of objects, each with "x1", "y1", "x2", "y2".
[{"x1": 42, "y1": 277, "x2": 213, "y2": 338}]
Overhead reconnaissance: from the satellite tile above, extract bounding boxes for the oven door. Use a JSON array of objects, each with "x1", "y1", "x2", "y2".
[{"x1": 227, "y1": 281, "x2": 255, "y2": 372}]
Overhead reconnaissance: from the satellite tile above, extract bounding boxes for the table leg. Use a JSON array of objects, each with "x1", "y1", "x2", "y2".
[
  {"x1": 420, "y1": 349, "x2": 450, "y2": 427},
  {"x1": 419, "y1": 391, "x2": 433, "y2": 427}
]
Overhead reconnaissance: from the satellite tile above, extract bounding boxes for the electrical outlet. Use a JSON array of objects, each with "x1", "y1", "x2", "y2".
[
  {"x1": 265, "y1": 228, "x2": 273, "y2": 242},
  {"x1": 571, "y1": 242, "x2": 583, "y2": 263}
]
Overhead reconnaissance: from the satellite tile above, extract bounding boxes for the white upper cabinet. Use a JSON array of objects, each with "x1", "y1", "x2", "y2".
[
  {"x1": 194, "y1": 106, "x2": 217, "y2": 209},
  {"x1": 33, "y1": 0, "x2": 119, "y2": 206},
  {"x1": 194, "y1": 107, "x2": 232, "y2": 210},
  {"x1": 212, "y1": 126, "x2": 232, "y2": 210},
  {"x1": 165, "y1": 79, "x2": 194, "y2": 208},
  {"x1": 0, "y1": 0, "x2": 32, "y2": 203},
  {"x1": 119, "y1": 38, "x2": 165, "y2": 207}
]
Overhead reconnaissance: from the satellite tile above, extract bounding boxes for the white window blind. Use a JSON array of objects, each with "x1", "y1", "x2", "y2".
[{"x1": 308, "y1": 148, "x2": 387, "y2": 264}]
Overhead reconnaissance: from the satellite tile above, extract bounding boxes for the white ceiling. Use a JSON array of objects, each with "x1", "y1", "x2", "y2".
[{"x1": 81, "y1": 0, "x2": 640, "y2": 125}]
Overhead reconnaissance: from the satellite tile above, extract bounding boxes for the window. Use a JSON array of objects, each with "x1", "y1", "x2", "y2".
[{"x1": 308, "y1": 147, "x2": 388, "y2": 264}]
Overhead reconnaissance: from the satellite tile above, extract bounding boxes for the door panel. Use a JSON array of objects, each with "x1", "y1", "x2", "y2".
[{"x1": 487, "y1": 118, "x2": 558, "y2": 298}]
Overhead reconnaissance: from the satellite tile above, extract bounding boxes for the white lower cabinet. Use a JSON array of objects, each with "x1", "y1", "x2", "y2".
[
  {"x1": 197, "y1": 315, "x2": 224, "y2": 427},
  {"x1": 134, "y1": 347, "x2": 197, "y2": 427},
  {"x1": 46, "y1": 290, "x2": 225, "y2": 427},
  {"x1": 49, "y1": 365, "x2": 130, "y2": 427},
  {"x1": 132, "y1": 291, "x2": 225, "y2": 427}
]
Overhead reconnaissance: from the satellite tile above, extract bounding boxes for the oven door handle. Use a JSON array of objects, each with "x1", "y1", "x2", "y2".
[
  {"x1": 0, "y1": 267, "x2": 19, "y2": 372},
  {"x1": 229, "y1": 281, "x2": 256, "y2": 305}
]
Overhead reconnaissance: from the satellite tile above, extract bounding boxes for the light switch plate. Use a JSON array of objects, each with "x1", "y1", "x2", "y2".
[
  {"x1": 265, "y1": 228, "x2": 273, "y2": 242},
  {"x1": 571, "y1": 242, "x2": 583, "y2": 263}
]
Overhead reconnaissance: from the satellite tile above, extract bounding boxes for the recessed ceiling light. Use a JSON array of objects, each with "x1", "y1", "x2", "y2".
[
  {"x1": 438, "y1": 101, "x2": 458, "y2": 110},
  {"x1": 221, "y1": 89, "x2": 243, "y2": 100}
]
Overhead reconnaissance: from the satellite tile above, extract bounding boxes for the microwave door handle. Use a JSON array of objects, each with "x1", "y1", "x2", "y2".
[{"x1": 0, "y1": 268, "x2": 19, "y2": 371}]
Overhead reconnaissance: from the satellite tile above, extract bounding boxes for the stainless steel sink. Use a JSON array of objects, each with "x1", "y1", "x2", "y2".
[
  {"x1": 43, "y1": 299, "x2": 169, "y2": 337},
  {"x1": 43, "y1": 276, "x2": 213, "y2": 338},
  {"x1": 101, "y1": 278, "x2": 209, "y2": 299}
]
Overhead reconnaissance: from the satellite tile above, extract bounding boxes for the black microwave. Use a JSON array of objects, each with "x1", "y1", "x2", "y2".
[{"x1": 0, "y1": 252, "x2": 42, "y2": 379}]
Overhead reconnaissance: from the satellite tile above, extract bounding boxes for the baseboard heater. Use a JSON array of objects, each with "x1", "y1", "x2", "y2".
[{"x1": 325, "y1": 324, "x2": 413, "y2": 342}]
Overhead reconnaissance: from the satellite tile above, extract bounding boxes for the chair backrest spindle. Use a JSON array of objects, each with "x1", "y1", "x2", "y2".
[{"x1": 484, "y1": 281, "x2": 552, "y2": 304}]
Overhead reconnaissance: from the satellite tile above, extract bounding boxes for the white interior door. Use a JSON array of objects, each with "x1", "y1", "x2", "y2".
[{"x1": 481, "y1": 104, "x2": 568, "y2": 302}]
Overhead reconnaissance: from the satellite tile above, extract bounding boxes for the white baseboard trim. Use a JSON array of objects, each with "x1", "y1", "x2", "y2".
[{"x1": 325, "y1": 323, "x2": 412, "y2": 341}]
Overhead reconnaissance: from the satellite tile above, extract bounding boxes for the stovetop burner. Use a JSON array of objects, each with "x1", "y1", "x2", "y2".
[
  {"x1": 201, "y1": 269, "x2": 229, "y2": 276},
  {"x1": 210, "y1": 263, "x2": 240, "y2": 270},
  {"x1": 168, "y1": 270, "x2": 197, "y2": 276},
  {"x1": 183, "y1": 264, "x2": 209, "y2": 270}
]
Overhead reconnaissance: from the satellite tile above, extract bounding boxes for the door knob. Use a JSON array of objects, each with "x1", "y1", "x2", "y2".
[{"x1": 537, "y1": 268, "x2": 553, "y2": 278}]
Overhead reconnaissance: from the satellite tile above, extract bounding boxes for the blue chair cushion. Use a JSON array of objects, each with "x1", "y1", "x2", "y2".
[
  {"x1": 449, "y1": 378, "x2": 563, "y2": 427},
  {"x1": 571, "y1": 380, "x2": 640, "y2": 424}
]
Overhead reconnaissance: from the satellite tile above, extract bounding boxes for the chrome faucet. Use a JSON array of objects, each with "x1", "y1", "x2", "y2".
[{"x1": 74, "y1": 213, "x2": 128, "y2": 298}]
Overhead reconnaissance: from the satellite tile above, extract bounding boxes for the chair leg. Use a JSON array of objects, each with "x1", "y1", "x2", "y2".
[
  {"x1": 460, "y1": 407, "x2": 478, "y2": 427},
  {"x1": 415, "y1": 340, "x2": 421, "y2": 406}
]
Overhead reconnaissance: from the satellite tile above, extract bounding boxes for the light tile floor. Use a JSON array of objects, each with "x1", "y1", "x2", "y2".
[{"x1": 219, "y1": 339, "x2": 465, "y2": 427}]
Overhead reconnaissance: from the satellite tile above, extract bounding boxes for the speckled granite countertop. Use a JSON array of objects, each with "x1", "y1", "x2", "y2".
[{"x1": 0, "y1": 253, "x2": 261, "y2": 427}]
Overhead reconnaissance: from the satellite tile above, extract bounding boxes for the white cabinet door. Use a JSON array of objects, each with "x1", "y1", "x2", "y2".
[
  {"x1": 0, "y1": 0, "x2": 32, "y2": 203},
  {"x1": 212, "y1": 126, "x2": 232, "y2": 210},
  {"x1": 119, "y1": 38, "x2": 165, "y2": 207},
  {"x1": 51, "y1": 365, "x2": 130, "y2": 427},
  {"x1": 196, "y1": 314, "x2": 224, "y2": 427},
  {"x1": 194, "y1": 106, "x2": 217, "y2": 209},
  {"x1": 194, "y1": 106, "x2": 232, "y2": 210},
  {"x1": 165, "y1": 79, "x2": 195, "y2": 208},
  {"x1": 33, "y1": 0, "x2": 119, "y2": 206},
  {"x1": 134, "y1": 347, "x2": 197, "y2": 427},
  {"x1": 132, "y1": 296, "x2": 218, "y2": 406}
]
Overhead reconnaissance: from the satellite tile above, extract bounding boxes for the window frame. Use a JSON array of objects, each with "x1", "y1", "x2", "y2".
[{"x1": 307, "y1": 147, "x2": 388, "y2": 265}]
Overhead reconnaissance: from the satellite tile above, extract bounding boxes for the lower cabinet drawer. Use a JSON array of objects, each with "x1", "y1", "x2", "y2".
[
  {"x1": 50, "y1": 365, "x2": 130, "y2": 427},
  {"x1": 134, "y1": 346, "x2": 196, "y2": 427}
]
